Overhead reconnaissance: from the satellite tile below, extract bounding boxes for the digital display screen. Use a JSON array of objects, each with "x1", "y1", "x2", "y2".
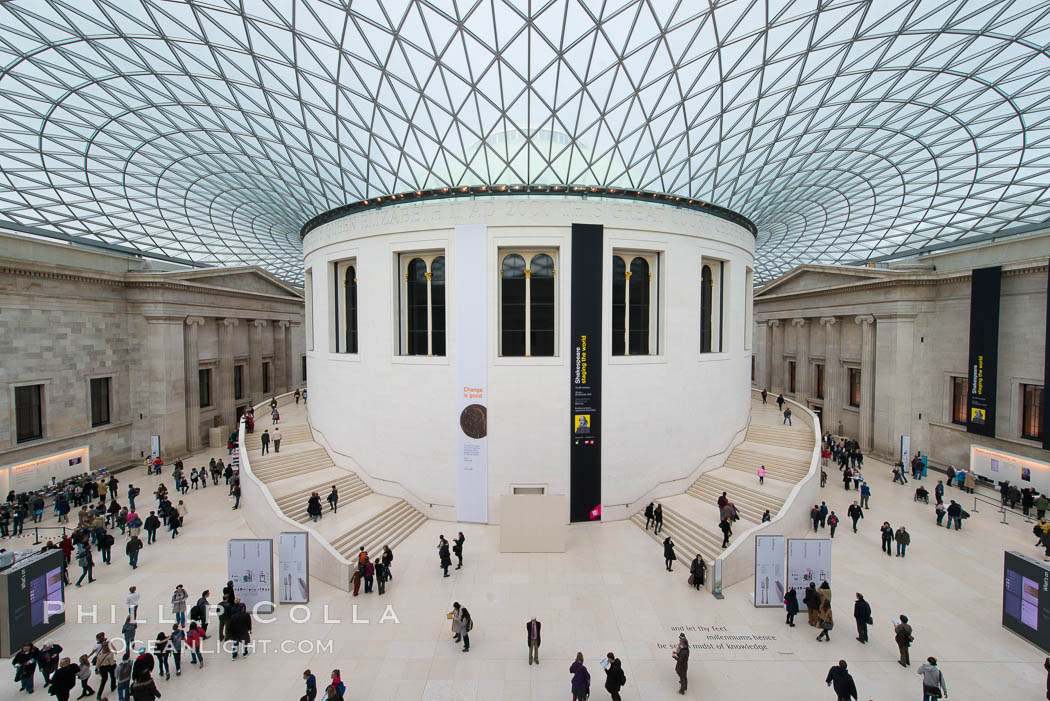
[
  {"x1": 0, "y1": 550, "x2": 66, "y2": 656},
  {"x1": 1003, "y1": 551, "x2": 1050, "y2": 652}
]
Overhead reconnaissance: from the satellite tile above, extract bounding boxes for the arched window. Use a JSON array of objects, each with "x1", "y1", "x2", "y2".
[
  {"x1": 501, "y1": 254, "x2": 526, "y2": 356},
  {"x1": 700, "y1": 264, "x2": 713, "y2": 353},
  {"x1": 431, "y1": 256, "x2": 446, "y2": 356},
  {"x1": 344, "y1": 265, "x2": 358, "y2": 353},
  {"x1": 612, "y1": 255, "x2": 626, "y2": 356},
  {"x1": 405, "y1": 257, "x2": 428, "y2": 355},
  {"x1": 613, "y1": 251, "x2": 659, "y2": 356},
  {"x1": 529, "y1": 253, "x2": 555, "y2": 356},
  {"x1": 628, "y1": 257, "x2": 650, "y2": 355},
  {"x1": 499, "y1": 250, "x2": 558, "y2": 357}
]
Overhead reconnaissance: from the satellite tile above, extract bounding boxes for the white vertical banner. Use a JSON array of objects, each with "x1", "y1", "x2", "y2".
[
  {"x1": 227, "y1": 539, "x2": 274, "y2": 613},
  {"x1": 786, "y1": 538, "x2": 832, "y2": 609},
  {"x1": 278, "y1": 532, "x2": 309, "y2": 604},
  {"x1": 754, "y1": 535, "x2": 785, "y2": 607},
  {"x1": 900, "y1": 434, "x2": 911, "y2": 467},
  {"x1": 455, "y1": 224, "x2": 488, "y2": 523}
]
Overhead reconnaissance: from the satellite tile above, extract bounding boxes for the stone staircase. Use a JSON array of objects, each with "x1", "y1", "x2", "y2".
[
  {"x1": 251, "y1": 446, "x2": 334, "y2": 483},
  {"x1": 744, "y1": 423, "x2": 812, "y2": 451},
  {"x1": 244, "y1": 424, "x2": 313, "y2": 449},
  {"x1": 723, "y1": 446, "x2": 810, "y2": 482},
  {"x1": 274, "y1": 474, "x2": 371, "y2": 524},
  {"x1": 630, "y1": 504, "x2": 723, "y2": 564},
  {"x1": 329, "y1": 500, "x2": 427, "y2": 560},
  {"x1": 688, "y1": 474, "x2": 785, "y2": 523}
]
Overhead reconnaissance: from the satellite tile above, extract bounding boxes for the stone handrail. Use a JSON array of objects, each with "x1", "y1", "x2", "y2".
[
  {"x1": 712, "y1": 389, "x2": 822, "y2": 595},
  {"x1": 236, "y1": 386, "x2": 355, "y2": 592}
]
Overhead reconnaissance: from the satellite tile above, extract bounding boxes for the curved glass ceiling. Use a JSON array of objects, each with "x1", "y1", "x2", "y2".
[{"x1": 1, "y1": 1, "x2": 1048, "y2": 284}]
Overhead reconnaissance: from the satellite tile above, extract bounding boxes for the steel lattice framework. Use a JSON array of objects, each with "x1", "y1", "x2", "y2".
[{"x1": 1, "y1": 0, "x2": 1048, "y2": 284}]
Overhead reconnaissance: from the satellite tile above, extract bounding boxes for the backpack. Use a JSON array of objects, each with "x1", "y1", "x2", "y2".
[
  {"x1": 190, "y1": 604, "x2": 203, "y2": 621},
  {"x1": 336, "y1": 681, "x2": 346, "y2": 696}
]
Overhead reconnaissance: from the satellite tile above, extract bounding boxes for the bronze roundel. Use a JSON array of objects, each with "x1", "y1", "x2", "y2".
[{"x1": 459, "y1": 404, "x2": 487, "y2": 439}]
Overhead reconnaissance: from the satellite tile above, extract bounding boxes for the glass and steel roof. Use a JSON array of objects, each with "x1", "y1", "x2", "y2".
[{"x1": 1, "y1": 1, "x2": 1048, "y2": 284}]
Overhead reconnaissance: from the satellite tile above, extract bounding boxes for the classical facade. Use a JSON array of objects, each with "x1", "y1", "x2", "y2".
[
  {"x1": 753, "y1": 231, "x2": 1049, "y2": 468},
  {"x1": 302, "y1": 195, "x2": 756, "y2": 523},
  {"x1": 0, "y1": 233, "x2": 305, "y2": 471}
]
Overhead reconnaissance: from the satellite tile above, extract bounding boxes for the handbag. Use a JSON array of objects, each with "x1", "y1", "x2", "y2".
[
  {"x1": 688, "y1": 575, "x2": 695, "y2": 586},
  {"x1": 923, "y1": 684, "x2": 942, "y2": 698},
  {"x1": 867, "y1": 616, "x2": 873, "y2": 625},
  {"x1": 821, "y1": 620, "x2": 834, "y2": 630}
]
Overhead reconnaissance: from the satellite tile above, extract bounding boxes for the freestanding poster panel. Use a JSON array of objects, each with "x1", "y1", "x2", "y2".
[
  {"x1": 754, "y1": 535, "x2": 785, "y2": 607},
  {"x1": 0, "y1": 549, "x2": 66, "y2": 656},
  {"x1": 1003, "y1": 551, "x2": 1050, "y2": 652},
  {"x1": 786, "y1": 538, "x2": 832, "y2": 609},
  {"x1": 227, "y1": 539, "x2": 274, "y2": 613},
  {"x1": 569, "y1": 223, "x2": 603, "y2": 522},
  {"x1": 966, "y1": 266, "x2": 1002, "y2": 436},
  {"x1": 278, "y1": 532, "x2": 309, "y2": 604},
  {"x1": 454, "y1": 223, "x2": 489, "y2": 523}
]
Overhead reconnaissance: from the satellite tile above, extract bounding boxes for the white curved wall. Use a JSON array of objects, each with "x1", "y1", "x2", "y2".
[{"x1": 303, "y1": 197, "x2": 755, "y2": 522}]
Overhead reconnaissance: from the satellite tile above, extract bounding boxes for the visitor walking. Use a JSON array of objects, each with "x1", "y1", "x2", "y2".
[
  {"x1": 816, "y1": 600, "x2": 833, "y2": 641},
  {"x1": 690, "y1": 554, "x2": 706, "y2": 589},
  {"x1": 644, "y1": 502, "x2": 655, "y2": 530},
  {"x1": 853, "y1": 593, "x2": 871, "y2": 643},
  {"x1": 825, "y1": 660, "x2": 858, "y2": 701},
  {"x1": 653, "y1": 503, "x2": 664, "y2": 535},
  {"x1": 784, "y1": 588, "x2": 799, "y2": 626},
  {"x1": 569, "y1": 652, "x2": 590, "y2": 701},
  {"x1": 260, "y1": 430, "x2": 270, "y2": 455},
  {"x1": 881, "y1": 522, "x2": 894, "y2": 555},
  {"x1": 673, "y1": 633, "x2": 689, "y2": 694},
  {"x1": 719, "y1": 516, "x2": 732, "y2": 548},
  {"x1": 327, "y1": 486, "x2": 338, "y2": 513},
  {"x1": 804, "y1": 583, "x2": 821, "y2": 627},
  {"x1": 895, "y1": 526, "x2": 911, "y2": 557},
  {"x1": 917, "y1": 656, "x2": 947, "y2": 700},
  {"x1": 847, "y1": 502, "x2": 863, "y2": 532},
  {"x1": 663, "y1": 536, "x2": 677, "y2": 571},
  {"x1": 272, "y1": 427, "x2": 282, "y2": 453},
  {"x1": 783, "y1": 406, "x2": 792, "y2": 425},
  {"x1": 603, "y1": 653, "x2": 626, "y2": 701},
  {"x1": 895, "y1": 614, "x2": 913, "y2": 667},
  {"x1": 171, "y1": 584, "x2": 188, "y2": 627}
]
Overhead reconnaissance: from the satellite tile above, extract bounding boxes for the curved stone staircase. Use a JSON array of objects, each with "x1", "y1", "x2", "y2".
[{"x1": 633, "y1": 397, "x2": 815, "y2": 579}]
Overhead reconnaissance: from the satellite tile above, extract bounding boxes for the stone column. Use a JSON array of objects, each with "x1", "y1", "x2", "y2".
[
  {"x1": 856, "y1": 314, "x2": 876, "y2": 451},
  {"x1": 273, "y1": 321, "x2": 289, "y2": 394},
  {"x1": 217, "y1": 318, "x2": 239, "y2": 427},
  {"x1": 286, "y1": 322, "x2": 298, "y2": 388},
  {"x1": 793, "y1": 318, "x2": 809, "y2": 404},
  {"x1": 820, "y1": 316, "x2": 840, "y2": 435},
  {"x1": 183, "y1": 317, "x2": 205, "y2": 451},
  {"x1": 771, "y1": 319, "x2": 785, "y2": 393},
  {"x1": 765, "y1": 319, "x2": 779, "y2": 391},
  {"x1": 145, "y1": 316, "x2": 187, "y2": 457},
  {"x1": 249, "y1": 319, "x2": 268, "y2": 404}
]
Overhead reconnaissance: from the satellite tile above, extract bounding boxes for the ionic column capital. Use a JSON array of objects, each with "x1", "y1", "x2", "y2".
[
  {"x1": 855, "y1": 314, "x2": 875, "y2": 326},
  {"x1": 251, "y1": 319, "x2": 270, "y2": 329},
  {"x1": 767, "y1": 319, "x2": 780, "y2": 328},
  {"x1": 221, "y1": 318, "x2": 240, "y2": 328},
  {"x1": 277, "y1": 320, "x2": 291, "y2": 329},
  {"x1": 791, "y1": 317, "x2": 807, "y2": 327},
  {"x1": 185, "y1": 316, "x2": 205, "y2": 327},
  {"x1": 819, "y1": 316, "x2": 838, "y2": 327}
]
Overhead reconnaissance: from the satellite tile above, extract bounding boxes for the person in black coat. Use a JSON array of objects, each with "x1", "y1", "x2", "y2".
[
  {"x1": 526, "y1": 618, "x2": 541, "y2": 665},
  {"x1": 603, "y1": 654, "x2": 626, "y2": 701},
  {"x1": 825, "y1": 660, "x2": 858, "y2": 700},
  {"x1": 227, "y1": 603, "x2": 252, "y2": 660},
  {"x1": 453, "y1": 532, "x2": 465, "y2": 570},
  {"x1": 37, "y1": 641, "x2": 62, "y2": 685},
  {"x1": 439, "y1": 538, "x2": 452, "y2": 577},
  {"x1": 663, "y1": 537, "x2": 676, "y2": 571},
  {"x1": 12, "y1": 642, "x2": 38, "y2": 693},
  {"x1": 719, "y1": 517, "x2": 732, "y2": 548},
  {"x1": 644, "y1": 502, "x2": 655, "y2": 530},
  {"x1": 653, "y1": 504, "x2": 664, "y2": 535},
  {"x1": 48, "y1": 658, "x2": 78, "y2": 701},
  {"x1": 784, "y1": 588, "x2": 799, "y2": 626},
  {"x1": 690, "y1": 555, "x2": 706, "y2": 590},
  {"x1": 307, "y1": 493, "x2": 322, "y2": 522},
  {"x1": 853, "y1": 593, "x2": 872, "y2": 643}
]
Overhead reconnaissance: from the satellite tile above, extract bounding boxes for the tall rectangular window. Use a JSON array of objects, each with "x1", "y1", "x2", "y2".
[
  {"x1": 499, "y1": 250, "x2": 557, "y2": 356},
  {"x1": 234, "y1": 365, "x2": 244, "y2": 400},
  {"x1": 301, "y1": 356, "x2": 307, "y2": 382},
  {"x1": 700, "y1": 259, "x2": 725, "y2": 353},
  {"x1": 815, "y1": 364, "x2": 825, "y2": 399},
  {"x1": 951, "y1": 376, "x2": 967, "y2": 425},
  {"x1": 262, "y1": 361, "x2": 271, "y2": 394},
  {"x1": 399, "y1": 252, "x2": 446, "y2": 356},
  {"x1": 613, "y1": 250, "x2": 659, "y2": 356},
  {"x1": 304, "y1": 269, "x2": 314, "y2": 351},
  {"x1": 848, "y1": 368, "x2": 861, "y2": 407},
  {"x1": 332, "y1": 259, "x2": 358, "y2": 353},
  {"x1": 15, "y1": 384, "x2": 43, "y2": 443},
  {"x1": 90, "y1": 377, "x2": 111, "y2": 427},
  {"x1": 788, "y1": 361, "x2": 796, "y2": 393},
  {"x1": 199, "y1": 369, "x2": 212, "y2": 408},
  {"x1": 1022, "y1": 384, "x2": 1044, "y2": 440}
]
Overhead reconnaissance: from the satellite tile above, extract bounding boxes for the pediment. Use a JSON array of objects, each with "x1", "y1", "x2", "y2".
[
  {"x1": 169, "y1": 268, "x2": 302, "y2": 298},
  {"x1": 757, "y1": 266, "x2": 893, "y2": 297}
]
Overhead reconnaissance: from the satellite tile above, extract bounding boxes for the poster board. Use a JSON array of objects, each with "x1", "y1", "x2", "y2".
[
  {"x1": 227, "y1": 539, "x2": 274, "y2": 613},
  {"x1": 0, "y1": 447, "x2": 90, "y2": 495},
  {"x1": 786, "y1": 538, "x2": 831, "y2": 609},
  {"x1": 278, "y1": 532, "x2": 309, "y2": 604},
  {"x1": 754, "y1": 535, "x2": 785, "y2": 607},
  {"x1": 970, "y1": 445, "x2": 1050, "y2": 495}
]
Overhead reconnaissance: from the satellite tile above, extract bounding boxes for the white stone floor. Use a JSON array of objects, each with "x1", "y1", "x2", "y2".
[{"x1": 5, "y1": 422, "x2": 1048, "y2": 701}]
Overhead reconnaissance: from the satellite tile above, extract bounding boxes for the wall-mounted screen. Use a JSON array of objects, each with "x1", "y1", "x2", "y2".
[{"x1": 1003, "y1": 551, "x2": 1050, "y2": 652}]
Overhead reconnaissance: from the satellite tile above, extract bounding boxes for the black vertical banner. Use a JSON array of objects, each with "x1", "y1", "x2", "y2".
[
  {"x1": 967, "y1": 266, "x2": 1002, "y2": 436},
  {"x1": 570, "y1": 223, "x2": 603, "y2": 522},
  {"x1": 1043, "y1": 260, "x2": 1050, "y2": 450}
]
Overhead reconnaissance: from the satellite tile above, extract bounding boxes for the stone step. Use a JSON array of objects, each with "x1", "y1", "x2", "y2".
[
  {"x1": 331, "y1": 501, "x2": 422, "y2": 556},
  {"x1": 251, "y1": 451, "x2": 334, "y2": 483},
  {"x1": 744, "y1": 424, "x2": 813, "y2": 449},
  {"x1": 244, "y1": 425, "x2": 313, "y2": 446},
  {"x1": 687, "y1": 477, "x2": 783, "y2": 522},
  {"x1": 630, "y1": 512, "x2": 715, "y2": 589},
  {"x1": 274, "y1": 474, "x2": 368, "y2": 509},
  {"x1": 693, "y1": 474, "x2": 786, "y2": 510}
]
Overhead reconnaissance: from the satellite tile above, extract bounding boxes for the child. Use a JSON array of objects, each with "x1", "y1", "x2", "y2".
[
  {"x1": 186, "y1": 622, "x2": 204, "y2": 668},
  {"x1": 77, "y1": 654, "x2": 94, "y2": 697}
]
